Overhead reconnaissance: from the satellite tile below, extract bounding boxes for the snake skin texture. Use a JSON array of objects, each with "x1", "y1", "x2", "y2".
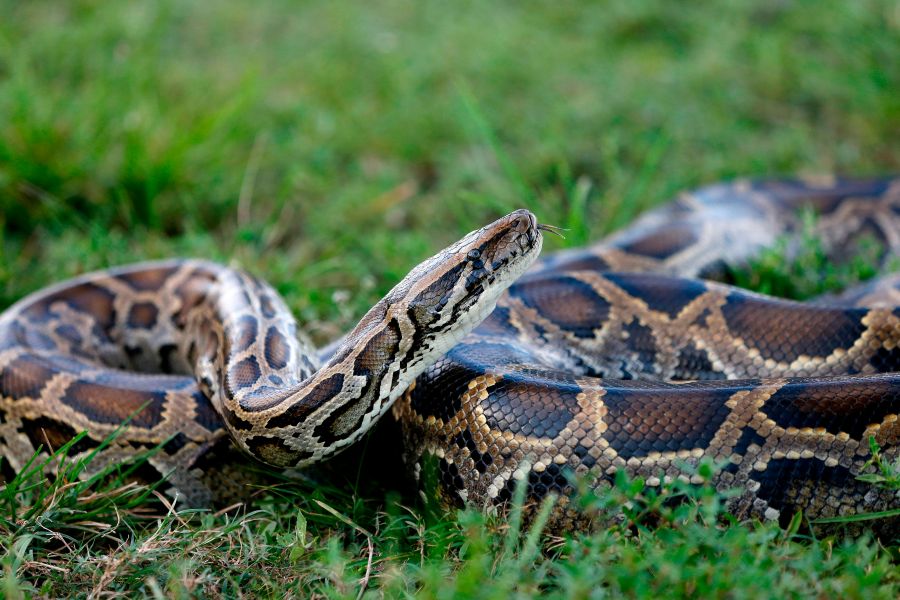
[{"x1": 2, "y1": 179, "x2": 900, "y2": 532}]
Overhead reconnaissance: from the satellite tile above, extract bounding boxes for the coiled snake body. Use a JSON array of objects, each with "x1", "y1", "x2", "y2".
[{"x1": 2, "y1": 179, "x2": 900, "y2": 531}]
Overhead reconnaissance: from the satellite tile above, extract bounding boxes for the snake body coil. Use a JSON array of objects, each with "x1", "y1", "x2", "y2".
[{"x1": 1, "y1": 179, "x2": 899, "y2": 530}]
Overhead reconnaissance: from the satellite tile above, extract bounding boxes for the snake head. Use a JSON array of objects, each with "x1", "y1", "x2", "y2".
[
  {"x1": 398, "y1": 208, "x2": 543, "y2": 338},
  {"x1": 332, "y1": 209, "x2": 543, "y2": 359}
]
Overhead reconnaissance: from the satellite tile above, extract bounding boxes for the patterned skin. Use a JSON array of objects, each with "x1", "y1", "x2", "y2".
[
  {"x1": 0, "y1": 210, "x2": 542, "y2": 505},
  {"x1": 1, "y1": 180, "x2": 899, "y2": 532}
]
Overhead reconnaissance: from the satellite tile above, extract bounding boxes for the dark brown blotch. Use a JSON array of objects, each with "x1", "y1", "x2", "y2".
[
  {"x1": 59, "y1": 379, "x2": 165, "y2": 428},
  {"x1": 767, "y1": 378, "x2": 900, "y2": 439},
  {"x1": 315, "y1": 395, "x2": 370, "y2": 440},
  {"x1": 764, "y1": 178, "x2": 890, "y2": 216},
  {"x1": 266, "y1": 373, "x2": 345, "y2": 427},
  {"x1": 408, "y1": 356, "x2": 478, "y2": 421},
  {"x1": 481, "y1": 374, "x2": 580, "y2": 439},
  {"x1": 721, "y1": 294, "x2": 867, "y2": 362},
  {"x1": 259, "y1": 294, "x2": 277, "y2": 319},
  {"x1": 617, "y1": 222, "x2": 699, "y2": 260},
  {"x1": 0, "y1": 355, "x2": 56, "y2": 399},
  {"x1": 354, "y1": 318, "x2": 401, "y2": 375},
  {"x1": 409, "y1": 263, "x2": 466, "y2": 326},
  {"x1": 602, "y1": 382, "x2": 741, "y2": 457},
  {"x1": 604, "y1": 273, "x2": 708, "y2": 319},
  {"x1": 189, "y1": 388, "x2": 224, "y2": 432},
  {"x1": 512, "y1": 275, "x2": 610, "y2": 338},
  {"x1": 264, "y1": 326, "x2": 290, "y2": 370},
  {"x1": 227, "y1": 355, "x2": 262, "y2": 392},
  {"x1": 64, "y1": 283, "x2": 117, "y2": 331},
  {"x1": 540, "y1": 252, "x2": 611, "y2": 273},
  {"x1": 127, "y1": 302, "x2": 159, "y2": 329},
  {"x1": 117, "y1": 265, "x2": 180, "y2": 291},
  {"x1": 312, "y1": 319, "x2": 403, "y2": 439},
  {"x1": 230, "y1": 315, "x2": 258, "y2": 353}
]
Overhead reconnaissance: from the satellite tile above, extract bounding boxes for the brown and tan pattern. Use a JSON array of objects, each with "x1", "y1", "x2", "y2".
[
  {"x1": 0, "y1": 210, "x2": 541, "y2": 506},
  {"x1": 2, "y1": 179, "x2": 900, "y2": 530}
]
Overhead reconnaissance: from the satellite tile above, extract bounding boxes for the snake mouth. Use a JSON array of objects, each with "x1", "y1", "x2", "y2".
[
  {"x1": 481, "y1": 212, "x2": 542, "y2": 278},
  {"x1": 444, "y1": 210, "x2": 543, "y2": 317}
]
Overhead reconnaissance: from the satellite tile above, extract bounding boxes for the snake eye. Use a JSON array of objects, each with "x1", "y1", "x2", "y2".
[{"x1": 467, "y1": 249, "x2": 481, "y2": 261}]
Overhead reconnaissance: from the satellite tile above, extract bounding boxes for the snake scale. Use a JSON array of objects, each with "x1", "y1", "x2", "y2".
[{"x1": 2, "y1": 178, "x2": 900, "y2": 532}]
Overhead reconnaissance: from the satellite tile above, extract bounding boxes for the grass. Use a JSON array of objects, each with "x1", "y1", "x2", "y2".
[
  {"x1": 3, "y1": 440, "x2": 899, "y2": 598},
  {"x1": 1, "y1": 0, "x2": 900, "y2": 597}
]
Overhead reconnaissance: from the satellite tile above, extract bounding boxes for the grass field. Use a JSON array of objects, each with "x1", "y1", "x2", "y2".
[{"x1": 2, "y1": 0, "x2": 900, "y2": 597}]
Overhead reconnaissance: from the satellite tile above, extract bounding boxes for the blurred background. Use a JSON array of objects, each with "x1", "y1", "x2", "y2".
[{"x1": 1, "y1": 0, "x2": 898, "y2": 341}]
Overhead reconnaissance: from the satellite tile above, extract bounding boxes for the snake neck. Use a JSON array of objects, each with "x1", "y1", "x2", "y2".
[{"x1": 188, "y1": 210, "x2": 543, "y2": 467}]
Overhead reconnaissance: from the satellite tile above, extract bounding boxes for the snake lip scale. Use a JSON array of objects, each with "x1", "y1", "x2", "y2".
[{"x1": 1, "y1": 179, "x2": 900, "y2": 533}]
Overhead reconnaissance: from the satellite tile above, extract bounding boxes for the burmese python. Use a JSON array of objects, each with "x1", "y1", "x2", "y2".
[{"x1": 2, "y1": 178, "x2": 899, "y2": 531}]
